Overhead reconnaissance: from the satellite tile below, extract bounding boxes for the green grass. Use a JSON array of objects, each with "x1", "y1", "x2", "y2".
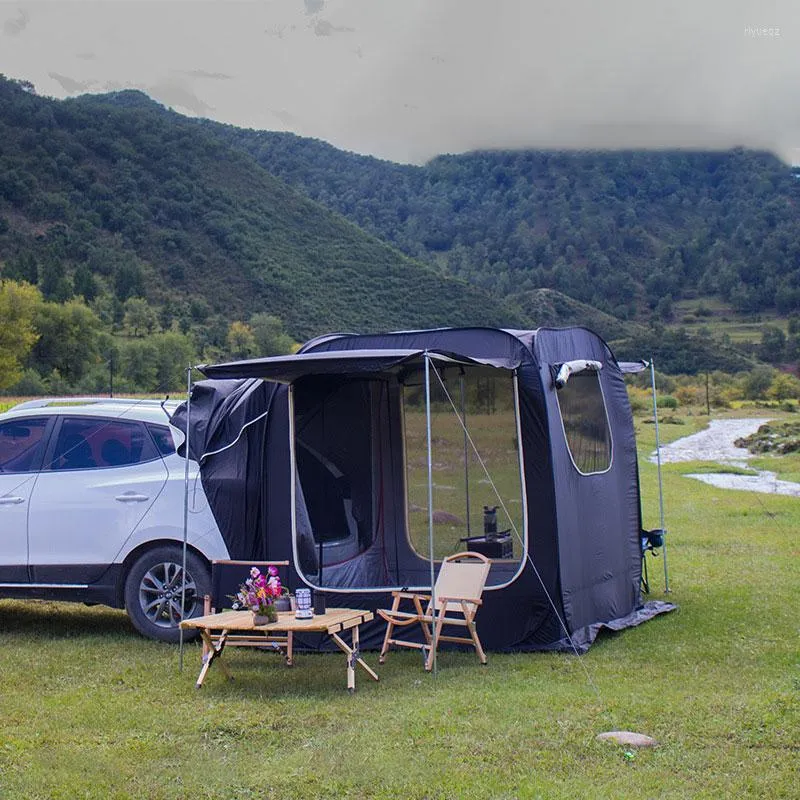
[
  {"x1": 0, "y1": 412, "x2": 798, "y2": 798},
  {"x1": 670, "y1": 297, "x2": 789, "y2": 344}
]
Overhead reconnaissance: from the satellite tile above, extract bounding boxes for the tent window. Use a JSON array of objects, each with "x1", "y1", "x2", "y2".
[
  {"x1": 556, "y1": 372, "x2": 612, "y2": 475},
  {"x1": 402, "y1": 370, "x2": 525, "y2": 578}
]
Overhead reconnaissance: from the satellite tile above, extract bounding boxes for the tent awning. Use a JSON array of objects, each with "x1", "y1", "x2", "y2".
[
  {"x1": 619, "y1": 360, "x2": 649, "y2": 374},
  {"x1": 197, "y1": 349, "x2": 521, "y2": 383}
]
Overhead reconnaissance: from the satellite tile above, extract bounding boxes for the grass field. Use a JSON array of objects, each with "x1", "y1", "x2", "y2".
[
  {"x1": 670, "y1": 297, "x2": 790, "y2": 345},
  {"x1": 0, "y1": 410, "x2": 797, "y2": 799}
]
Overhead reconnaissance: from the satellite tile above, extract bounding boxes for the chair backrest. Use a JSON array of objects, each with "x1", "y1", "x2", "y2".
[{"x1": 431, "y1": 551, "x2": 491, "y2": 613}]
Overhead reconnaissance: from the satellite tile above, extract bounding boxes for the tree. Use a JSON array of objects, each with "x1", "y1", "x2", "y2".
[
  {"x1": 119, "y1": 339, "x2": 158, "y2": 390},
  {"x1": 151, "y1": 331, "x2": 195, "y2": 392},
  {"x1": 768, "y1": 372, "x2": 800, "y2": 401},
  {"x1": 0, "y1": 280, "x2": 42, "y2": 390},
  {"x1": 249, "y1": 312, "x2": 295, "y2": 356},
  {"x1": 123, "y1": 296, "x2": 158, "y2": 337},
  {"x1": 29, "y1": 299, "x2": 103, "y2": 385},
  {"x1": 225, "y1": 321, "x2": 257, "y2": 359},
  {"x1": 759, "y1": 326, "x2": 786, "y2": 363},
  {"x1": 740, "y1": 367, "x2": 775, "y2": 400}
]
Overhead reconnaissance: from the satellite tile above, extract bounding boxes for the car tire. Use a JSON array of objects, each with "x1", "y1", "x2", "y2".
[{"x1": 124, "y1": 545, "x2": 211, "y2": 643}]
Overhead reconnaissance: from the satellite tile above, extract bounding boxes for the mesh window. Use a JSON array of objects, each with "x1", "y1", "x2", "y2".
[
  {"x1": 556, "y1": 372, "x2": 612, "y2": 474},
  {"x1": 403, "y1": 369, "x2": 524, "y2": 567}
]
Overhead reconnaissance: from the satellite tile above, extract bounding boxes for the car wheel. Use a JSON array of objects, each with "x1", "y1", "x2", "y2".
[{"x1": 124, "y1": 545, "x2": 211, "y2": 643}]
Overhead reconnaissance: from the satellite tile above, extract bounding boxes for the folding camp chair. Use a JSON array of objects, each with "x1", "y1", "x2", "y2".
[
  {"x1": 200, "y1": 560, "x2": 293, "y2": 664},
  {"x1": 377, "y1": 551, "x2": 490, "y2": 671}
]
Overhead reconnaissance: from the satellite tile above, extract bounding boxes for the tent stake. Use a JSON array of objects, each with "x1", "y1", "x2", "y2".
[
  {"x1": 179, "y1": 365, "x2": 193, "y2": 670},
  {"x1": 424, "y1": 353, "x2": 437, "y2": 676},
  {"x1": 650, "y1": 359, "x2": 670, "y2": 593}
]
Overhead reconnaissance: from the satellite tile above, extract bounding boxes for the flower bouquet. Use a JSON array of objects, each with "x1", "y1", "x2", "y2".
[{"x1": 231, "y1": 566, "x2": 283, "y2": 624}]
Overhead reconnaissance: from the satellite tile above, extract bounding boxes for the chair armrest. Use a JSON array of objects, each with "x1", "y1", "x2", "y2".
[
  {"x1": 377, "y1": 609, "x2": 425, "y2": 626},
  {"x1": 391, "y1": 591, "x2": 431, "y2": 602}
]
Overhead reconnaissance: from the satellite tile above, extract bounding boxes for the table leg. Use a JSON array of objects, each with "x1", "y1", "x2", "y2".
[
  {"x1": 195, "y1": 629, "x2": 233, "y2": 689},
  {"x1": 330, "y1": 625, "x2": 379, "y2": 692}
]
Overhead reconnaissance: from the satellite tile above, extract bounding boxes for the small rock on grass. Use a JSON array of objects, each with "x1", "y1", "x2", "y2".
[{"x1": 596, "y1": 731, "x2": 657, "y2": 747}]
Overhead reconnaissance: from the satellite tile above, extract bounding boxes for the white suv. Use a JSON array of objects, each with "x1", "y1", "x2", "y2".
[{"x1": 0, "y1": 397, "x2": 229, "y2": 641}]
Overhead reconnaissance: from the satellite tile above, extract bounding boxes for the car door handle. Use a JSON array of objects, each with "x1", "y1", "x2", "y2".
[
  {"x1": 115, "y1": 493, "x2": 150, "y2": 503},
  {"x1": 0, "y1": 496, "x2": 25, "y2": 505}
]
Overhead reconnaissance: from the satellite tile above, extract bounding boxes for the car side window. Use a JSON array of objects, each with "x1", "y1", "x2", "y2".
[
  {"x1": 146, "y1": 424, "x2": 177, "y2": 457},
  {"x1": 50, "y1": 417, "x2": 159, "y2": 471},
  {"x1": 0, "y1": 417, "x2": 49, "y2": 474}
]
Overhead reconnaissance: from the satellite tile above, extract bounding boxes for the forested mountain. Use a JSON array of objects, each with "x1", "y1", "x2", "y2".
[
  {"x1": 0, "y1": 75, "x2": 522, "y2": 348},
  {"x1": 515, "y1": 289, "x2": 755, "y2": 373},
  {"x1": 0, "y1": 74, "x2": 788, "y2": 391},
  {"x1": 217, "y1": 126, "x2": 800, "y2": 320}
]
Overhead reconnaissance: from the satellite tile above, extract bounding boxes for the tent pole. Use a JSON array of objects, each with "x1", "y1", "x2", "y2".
[
  {"x1": 179, "y1": 365, "x2": 192, "y2": 670},
  {"x1": 460, "y1": 372, "x2": 471, "y2": 536},
  {"x1": 650, "y1": 358, "x2": 670, "y2": 593},
  {"x1": 424, "y1": 353, "x2": 437, "y2": 676}
]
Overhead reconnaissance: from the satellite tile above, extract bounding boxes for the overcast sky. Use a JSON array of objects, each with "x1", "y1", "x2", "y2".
[{"x1": 1, "y1": 0, "x2": 798, "y2": 164}]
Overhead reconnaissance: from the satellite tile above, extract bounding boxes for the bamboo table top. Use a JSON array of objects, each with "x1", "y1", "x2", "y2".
[{"x1": 180, "y1": 608, "x2": 374, "y2": 635}]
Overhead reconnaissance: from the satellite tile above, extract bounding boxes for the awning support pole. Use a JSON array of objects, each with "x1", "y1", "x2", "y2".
[
  {"x1": 179, "y1": 365, "x2": 192, "y2": 670},
  {"x1": 460, "y1": 372, "x2": 471, "y2": 536},
  {"x1": 650, "y1": 358, "x2": 670, "y2": 593},
  {"x1": 424, "y1": 353, "x2": 437, "y2": 676}
]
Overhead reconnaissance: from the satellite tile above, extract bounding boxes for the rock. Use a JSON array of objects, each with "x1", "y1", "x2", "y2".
[{"x1": 596, "y1": 731, "x2": 657, "y2": 747}]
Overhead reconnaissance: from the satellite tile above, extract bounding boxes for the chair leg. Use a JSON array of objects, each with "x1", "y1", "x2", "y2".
[
  {"x1": 466, "y1": 618, "x2": 487, "y2": 664},
  {"x1": 379, "y1": 620, "x2": 394, "y2": 664},
  {"x1": 425, "y1": 610, "x2": 447, "y2": 671}
]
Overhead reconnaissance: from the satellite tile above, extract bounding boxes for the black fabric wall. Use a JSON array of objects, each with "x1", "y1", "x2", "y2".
[{"x1": 177, "y1": 326, "x2": 653, "y2": 652}]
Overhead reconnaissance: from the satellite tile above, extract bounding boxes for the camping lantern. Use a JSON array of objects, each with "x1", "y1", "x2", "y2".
[
  {"x1": 295, "y1": 588, "x2": 313, "y2": 619},
  {"x1": 483, "y1": 506, "x2": 498, "y2": 539}
]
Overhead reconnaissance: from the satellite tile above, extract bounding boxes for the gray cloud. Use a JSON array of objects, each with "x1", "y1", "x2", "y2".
[
  {"x1": 147, "y1": 78, "x2": 213, "y2": 116},
  {"x1": 312, "y1": 18, "x2": 355, "y2": 37},
  {"x1": 269, "y1": 108, "x2": 298, "y2": 127},
  {"x1": 5, "y1": 0, "x2": 799, "y2": 165},
  {"x1": 304, "y1": 0, "x2": 325, "y2": 16},
  {"x1": 180, "y1": 69, "x2": 234, "y2": 81},
  {"x1": 48, "y1": 71, "x2": 94, "y2": 94},
  {"x1": 330, "y1": 0, "x2": 800, "y2": 163},
  {"x1": 3, "y1": 8, "x2": 29, "y2": 36}
]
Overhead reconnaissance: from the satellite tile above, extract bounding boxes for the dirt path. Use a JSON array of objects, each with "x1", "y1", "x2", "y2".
[
  {"x1": 653, "y1": 417, "x2": 800, "y2": 496},
  {"x1": 654, "y1": 418, "x2": 771, "y2": 465}
]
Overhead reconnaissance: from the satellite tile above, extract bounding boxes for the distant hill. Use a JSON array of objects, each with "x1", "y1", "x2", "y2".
[
  {"x1": 215, "y1": 126, "x2": 800, "y2": 321},
  {"x1": 0, "y1": 76, "x2": 777, "y2": 380},
  {"x1": 513, "y1": 289, "x2": 756, "y2": 373},
  {"x1": 0, "y1": 76, "x2": 526, "y2": 346}
]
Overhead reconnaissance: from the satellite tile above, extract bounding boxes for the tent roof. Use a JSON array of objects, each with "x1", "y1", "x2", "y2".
[{"x1": 197, "y1": 348, "x2": 521, "y2": 383}]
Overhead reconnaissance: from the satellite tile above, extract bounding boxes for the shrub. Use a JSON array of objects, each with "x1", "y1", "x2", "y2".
[
  {"x1": 658, "y1": 395, "x2": 679, "y2": 410},
  {"x1": 626, "y1": 386, "x2": 651, "y2": 413}
]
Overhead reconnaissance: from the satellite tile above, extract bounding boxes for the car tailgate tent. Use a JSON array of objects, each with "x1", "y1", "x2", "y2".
[{"x1": 173, "y1": 327, "x2": 674, "y2": 652}]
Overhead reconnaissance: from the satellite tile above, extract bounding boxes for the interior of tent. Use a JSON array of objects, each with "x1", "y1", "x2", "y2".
[{"x1": 289, "y1": 358, "x2": 528, "y2": 594}]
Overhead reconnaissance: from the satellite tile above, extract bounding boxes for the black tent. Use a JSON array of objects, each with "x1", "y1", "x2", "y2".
[{"x1": 173, "y1": 327, "x2": 674, "y2": 653}]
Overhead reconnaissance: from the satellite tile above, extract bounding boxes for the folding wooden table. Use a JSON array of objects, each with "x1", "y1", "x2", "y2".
[{"x1": 180, "y1": 608, "x2": 379, "y2": 691}]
